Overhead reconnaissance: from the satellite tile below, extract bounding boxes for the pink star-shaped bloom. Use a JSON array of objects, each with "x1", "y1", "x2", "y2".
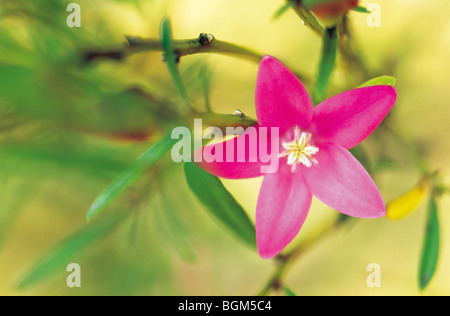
[{"x1": 197, "y1": 56, "x2": 397, "y2": 259}]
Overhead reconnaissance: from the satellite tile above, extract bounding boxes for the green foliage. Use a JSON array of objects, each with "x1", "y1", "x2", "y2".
[
  {"x1": 16, "y1": 211, "x2": 126, "y2": 290},
  {"x1": 160, "y1": 18, "x2": 192, "y2": 109},
  {"x1": 272, "y1": 2, "x2": 294, "y2": 21},
  {"x1": 314, "y1": 26, "x2": 338, "y2": 103},
  {"x1": 184, "y1": 162, "x2": 256, "y2": 249},
  {"x1": 0, "y1": 179, "x2": 37, "y2": 249},
  {"x1": 352, "y1": 6, "x2": 371, "y2": 13},
  {"x1": 87, "y1": 134, "x2": 178, "y2": 221},
  {"x1": 282, "y1": 285, "x2": 297, "y2": 296},
  {"x1": 0, "y1": 0, "x2": 445, "y2": 296},
  {"x1": 358, "y1": 76, "x2": 397, "y2": 88},
  {"x1": 419, "y1": 194, "x2": 440, "y2": 291}
]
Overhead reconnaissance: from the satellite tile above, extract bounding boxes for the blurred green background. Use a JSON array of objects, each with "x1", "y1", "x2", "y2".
[{"x1": 0, "y1": 0, "x2": 448, "y2": 296}]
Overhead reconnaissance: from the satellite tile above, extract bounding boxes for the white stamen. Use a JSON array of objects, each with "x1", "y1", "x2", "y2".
[{"x1": 279, "y1": 127, "x2": 319, "y2": 172}]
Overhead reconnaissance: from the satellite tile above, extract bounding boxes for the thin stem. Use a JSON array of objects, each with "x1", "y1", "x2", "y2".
[
  {"x1": 288, "y1": 3, "x2": 370, "y2": 82},
  {"x1": 84, "y1": 33, "x2": 262, "y2": 64},
  {"x1": 128, "y1": 35, "x2": 264, "y2": 64},
  {"x1": 313, "y1": 26, "x2": 338, "y2": 104},
  {"x1": 83, "y1": 33, "x2": 311, "y2": 84},
  {"x1": 257, "y1": 216, "x2": 353, "y2": 296}
]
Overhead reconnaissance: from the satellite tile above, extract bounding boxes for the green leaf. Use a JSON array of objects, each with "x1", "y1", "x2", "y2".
[
  {"x1": 86, "y1": 133, "x2": 177, "y2": 221},
  {"x1": 352, "y1": 6, "x2": 371, "y2": 13},
  {"x1": 184, "y1": 162, "x2": 256, "y2": 249},
  {"x1": 358, "y1": 76, "x2": 397, "y2": 88},
  {"x1": 314, "y1": 26, "x2": 338, "y2": 104},
  {"x1": 282, "y1": 285, "x2": 297, "y2": 296},
  {"x1": 160, "y1": 17, "x2": 191, "y2": 108},
  {"x1": 419, "y1": 194, "x2": 440, "y2": 291},
  {"x1": 15, "y1": 212, "x2": 125, "y2": 290},
  {"x1": 272, "y1": 2, "x2": 294, "y2": 21}
]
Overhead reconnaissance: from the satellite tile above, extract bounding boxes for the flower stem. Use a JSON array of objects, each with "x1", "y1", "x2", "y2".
[
  {"x1": 132, "y1": 35, "x2": 264, "y2": 64},
  {"x1": 287, "y1": 3, "x2": 370, "y2": 83},
  {"x1": 313, "y1": 26, "x2": 338, "y2": 104},
  {"x1": 83, "y1": 33, "x2": 262, "y2": 64},
  {"x1": 83, "y1": 33, "x2": 311, "y2": 84},
  {"x1": 257, "y1": 216, "x2": 354, "y2": 296}
]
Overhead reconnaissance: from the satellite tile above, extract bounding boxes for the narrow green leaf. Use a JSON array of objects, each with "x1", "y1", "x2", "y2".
[
  {"x1": 160, "y1": 17, "x2": 191, "y2": 108},
  {"x1": 314, "y1": 26, "x2": 338, "y2": 104},
  {"x1": 352, "y1": 6, "x2": 371, "y2": 13},
  {"x1": 282, "y1": 285, "x2": 297, "y2": 296},
  {"x1": 184, "y1": 162, "x2": 256, "y2": 248},
  {"x1": 87, "y1": 133, "x2": 177, "y2": 221},
  {"x1": 272, "y1": 2, "x2": 294, "y2": 21},
  {"x1": 358, "y1": 76, "x2": 397, "y2": 88},
  {"x1": 15, "y1": 212, "x2": 125, "y2": 290},
  {"x1": 419, "y1": 195, "x2": 440, "y2": 291}
]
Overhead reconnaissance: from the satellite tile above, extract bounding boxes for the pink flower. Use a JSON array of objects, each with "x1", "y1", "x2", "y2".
[{"x1": 197, "y1": 56, "x2": 397, "y2": 259}]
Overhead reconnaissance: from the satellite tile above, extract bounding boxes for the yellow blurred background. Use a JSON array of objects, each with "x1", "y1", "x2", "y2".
[{"x1": 0, "y1": 0, "x2": 448, "y2": 296}]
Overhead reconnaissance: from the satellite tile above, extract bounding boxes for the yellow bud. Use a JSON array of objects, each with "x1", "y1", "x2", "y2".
[{"x1": 386, "y1": 179, "x2": 430, "y2": 220}]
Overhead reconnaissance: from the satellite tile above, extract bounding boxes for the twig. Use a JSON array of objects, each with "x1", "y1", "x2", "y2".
[
  {"x1": 257, "y1": 216, "x2": 354, "y2": 296},
  {"x1": 83, "y1": 33, "x2": 262, "y2": 64},
  {"x1": 126, "y1": 33, "x2": 264, "y2": 64},
  {"x1": 83, "y1": 33, "x2": 311, "y2": 84}
]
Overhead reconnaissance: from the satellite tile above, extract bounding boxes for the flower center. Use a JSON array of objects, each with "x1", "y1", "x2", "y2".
[{"x1": 279, "y1": 127, "x2": 319, "y2": 172}]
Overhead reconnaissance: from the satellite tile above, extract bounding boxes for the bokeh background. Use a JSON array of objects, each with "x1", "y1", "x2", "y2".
[{"x1": 0, "y1": 0, "x2": 448, "y2": 296}]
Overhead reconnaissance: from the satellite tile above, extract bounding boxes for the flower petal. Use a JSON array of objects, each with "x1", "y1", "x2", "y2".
[
  {"x1": 195, "y1": 126, "x2": 279, "y2": 179},
  {"x1": 310, "y1": 86, "x2": 397, "y2": 149},
  {"x1": 256, "y1": 164, "x2": 312, "y2": 259},
  {"x1": 302, "y1": 143, "x2": 385, "y2": 218},
  {"x1": 256, "y1": 56, "x2": 313, "y2": 135}
]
